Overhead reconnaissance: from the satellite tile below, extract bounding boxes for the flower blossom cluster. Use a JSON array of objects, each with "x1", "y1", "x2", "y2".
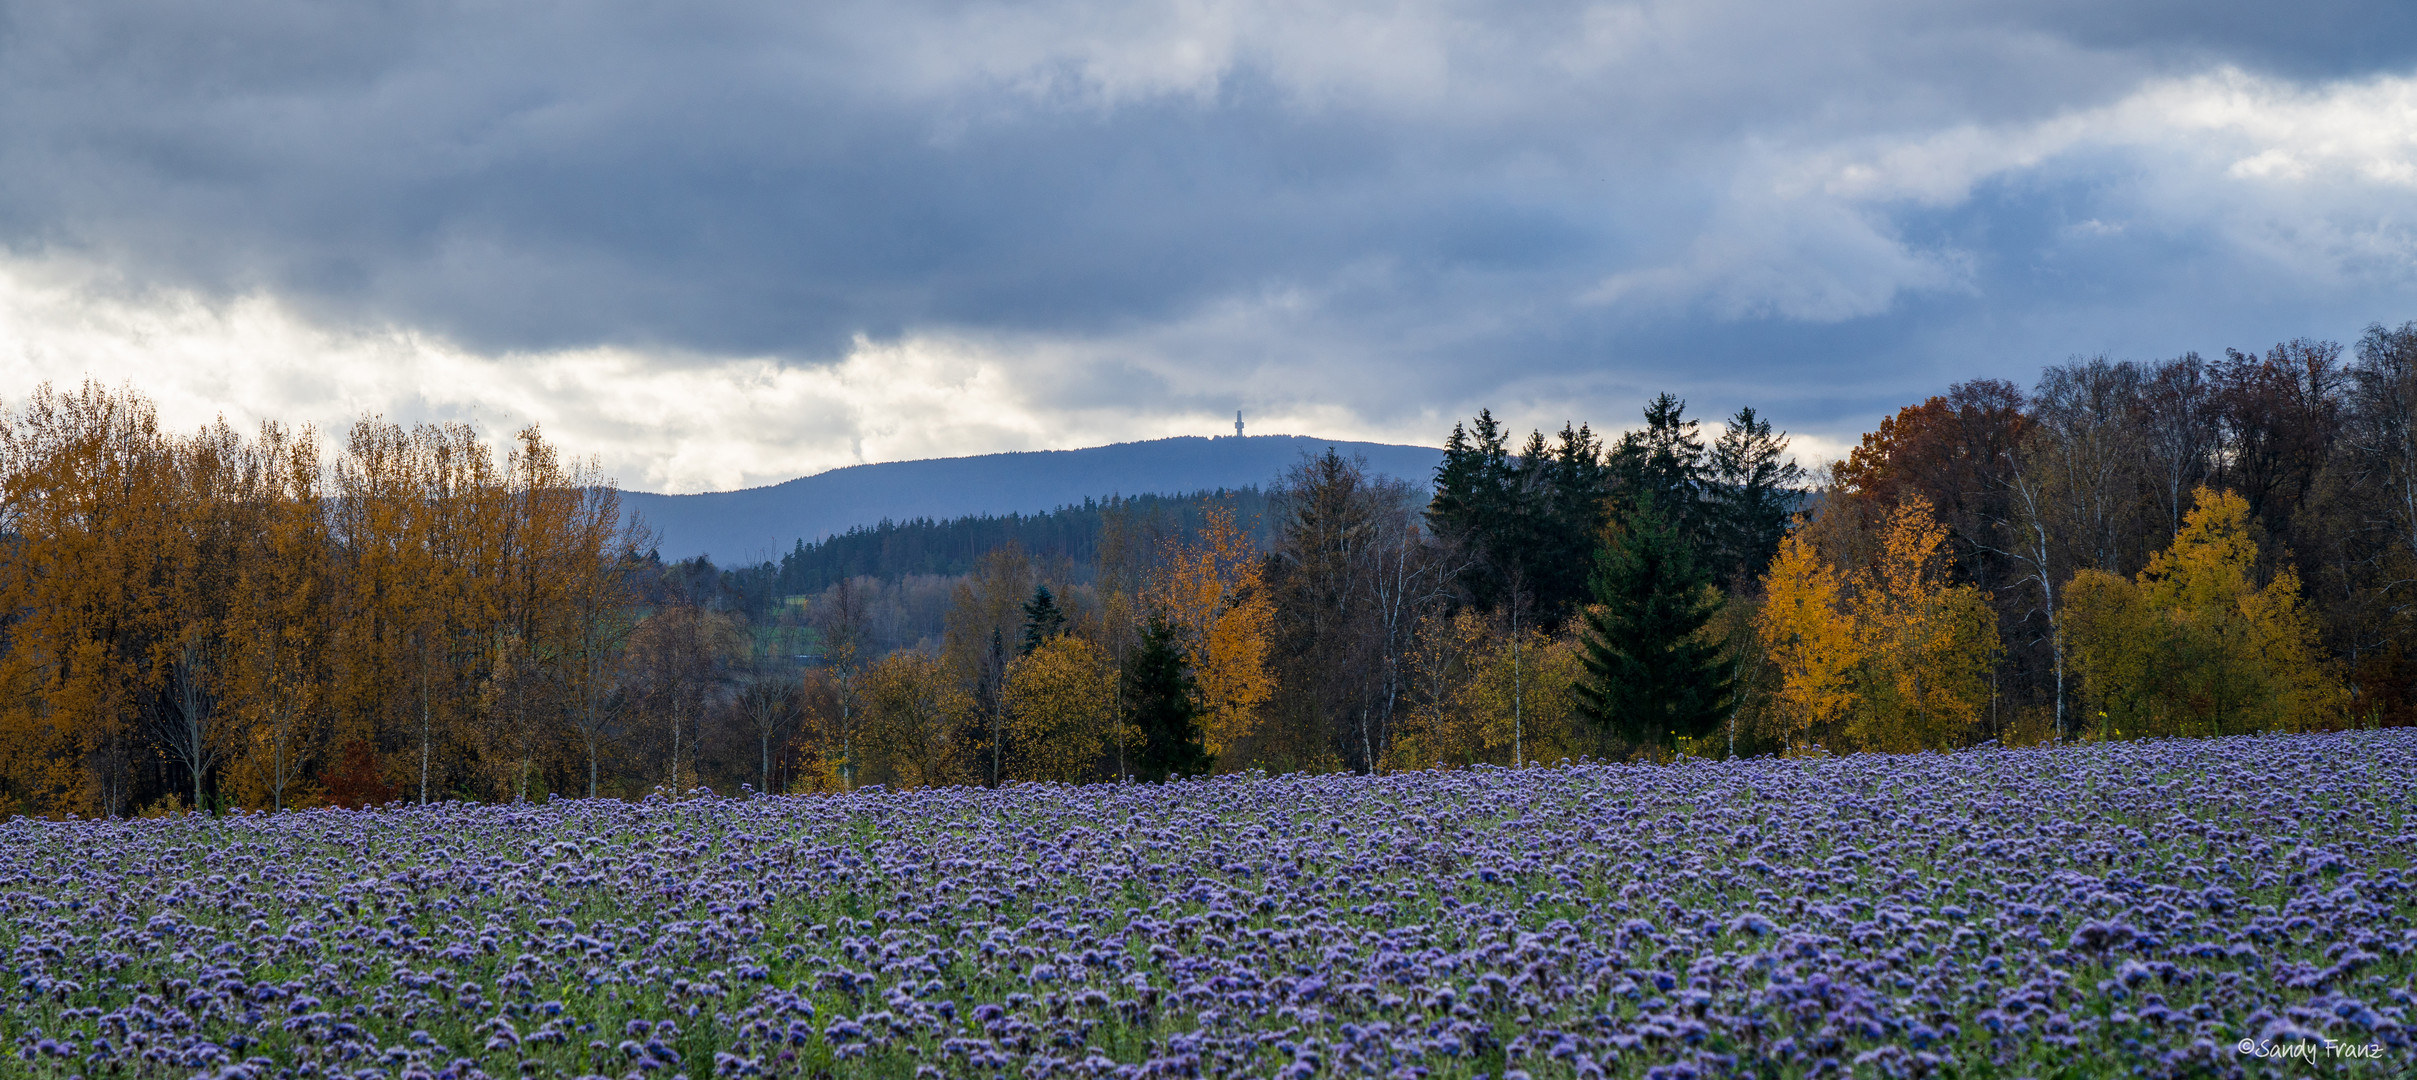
[{"x1": 4, "y1": 731, "x2": 2413, "y2": 1079}]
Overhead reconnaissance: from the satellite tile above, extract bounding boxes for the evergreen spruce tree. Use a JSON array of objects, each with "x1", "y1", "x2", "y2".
[
  {"x1": 1122, "y1": 618, "x2": 1211, "y2": 780},
  {"x1": 1704, "y1": 406, "x2": 1806, "y2": 589},
  {"x1": 1607, "y1": 393, "x2": 1708, "y2": 542},
  {"x1": 1018, "y1": 586, "x2": 1067, "y2": 655},
  {"x1": 1429, "y1": 410, "x2": 1614, "y2": 625},
  {"x1": 1575, "y1": 495, "x2": 1733, "y2": 753}
]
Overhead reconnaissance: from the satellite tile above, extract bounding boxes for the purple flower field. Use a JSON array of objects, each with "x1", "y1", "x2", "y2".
[{"x1": 5, "y1": 732, "x2": 2414, "y2": 1080}]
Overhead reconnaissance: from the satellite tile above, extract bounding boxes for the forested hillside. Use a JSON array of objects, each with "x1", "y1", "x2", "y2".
[
  {"x1": 2, "y1": 322, "x2": 2412, "y2": 816},
  {"x1": 755, "y1": 489, "x2": 1275, "y2": 595},
  {"x1": 621, "y1": 435, "x2": 1436, "y2": 562}
]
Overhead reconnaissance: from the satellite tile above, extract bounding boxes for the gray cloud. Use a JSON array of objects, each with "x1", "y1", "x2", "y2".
[{"x1": 2, "y1": 0, "x2": 2414, "y2": 487}]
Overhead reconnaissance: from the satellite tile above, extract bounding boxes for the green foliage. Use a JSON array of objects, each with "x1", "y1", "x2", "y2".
[
  {"x1": 1606, "y1": 393, "x2": 1707, "y2": 540},
  {"x1": 1018, "y1": 585, "x2": 1067, "y2": 656},
  {"x1": 1703, "y1": 406, "x2": 1807, "y2": 589},
  {"x1": 2065, "y1": 487, "x2": 2345, "y2": 738},
  {"x1": 1122, "y1": 618, "x2": 1212, "y2": 780},
  {"x1": 1575, "y1": 495, "x2": 1733, "y2": 752},
  {"x1": 1428, "y1": 411, "x2": 1615, "y2": 625},
  {"x1": 766, "y1": 489, "x2": 1273, "y2": 599},
  {"x1": 1432, "y1": 399, "x2": 1805, "y2": 632}
]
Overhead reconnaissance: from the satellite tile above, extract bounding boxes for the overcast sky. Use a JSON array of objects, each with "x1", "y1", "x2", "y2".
[{"x1": 2, "y1": 0, "x2": 2413, "y2": 492}]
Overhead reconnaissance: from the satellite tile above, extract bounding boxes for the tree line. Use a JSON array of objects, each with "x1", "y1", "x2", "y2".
[
  {"x1": 774, "y1": 322, "x2": 2415, "y2": 781},
  {"x1": 750, "y1": 489, "x2": 1275, "y2": 596},
  {"x1": 0, "y1": 384, "x2": 639, "y2": 817},
  {"x1": 5, "y1": 325, "x2": 2410, "y2": 815}
]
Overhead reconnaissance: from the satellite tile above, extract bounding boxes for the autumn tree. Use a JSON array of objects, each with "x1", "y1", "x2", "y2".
[
  {"x1": 222, "y1": 424, "x2": 330, "y2": 811},
  {"x1": 0, "y1": 383, "x2": 180, "y2": 816},
  {"x1": 808, "y1": 576, "x2": 871, "y2": 788},
  {"x1": 1460, "y1": 623, "x2": 1588, "y2": 766},
  {"x1": 625, "y1": 601, "x2": 744, "y2": 795},
  {"x1": 1756, "y1": 532, "x2": 1862, "y2": 752},
  {"x1": 2214, "y1": 341, "x2": 2341, "y2": 543},
  {"x1": 735, "y1": 661, "x2": 801, "y2": 795},
  {"x1": 2139, "y1": 353, "x2": 2220, "y2": 542},
  {"x1": 855, "y1": 650, "x2": 975, "y2": 788},
  {"x1": 557, "y1": 497, "x2": 644, "y2": 798},
  {"x1": 2065, "y1": 488, "x2": 2343, "y2": 737},
  {"x1": 145, "y1": 420, "x2": 250, "y2": 811},
  {"x1": 1387, "y1": 610, "x2": 1492, "y2": 770},
  {"x1": 1851, "y1": 497, "x2": 2000, "y2": 751},
  {"x1": 1757, "y1": 496, "x2": 1998, "y2": 752},
  {"x1": 1146, "y1": 506, "x2": 1275, "y2": 765},
  {"x1": 942, "y1": 545, "x2": 1033, "y2": 785},
  {"x1": 1003, "y1": 634, "x2": 1116, "y2": 782},
  {"x1": 1994, "y1": 360, "x2": 2147, "y2": 739},
  {"x1": 1267, "y1": 451, "x2": 1431, "y2": 771}
]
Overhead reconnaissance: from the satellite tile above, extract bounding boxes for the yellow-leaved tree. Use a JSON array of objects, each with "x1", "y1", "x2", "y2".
[
  {"x1": 1386, "y1": 609, "x2": 1490, "y2": 770},
  {"x1": 1145, "y1": 507, "x2": 1272, "y2": 762},
  {"x1": 2065, "y1": 487, "x2": 2342, "y2": 737},
  {"x1": 221, "y1": 423, "x2": 329, "y2": 813},
  {"x1": 1850, "y1": 496, "x2": 2000, "y2": 751},
  {"x1": 1459, "y1": 622, "x2": 1589, "y2": 765},
  {"x1": 1756, "y1": 496, "x2": 1998, "y2": 752},
  {"x1": 855, "y1": 651, "x2": 976, "y2": 789},
  {"x1": 1003, "y1": 634, "x2": 1117, "y2": 782},
  {"x1": 1757, "y1": 532, "x2": 1861, "y2": 751}
]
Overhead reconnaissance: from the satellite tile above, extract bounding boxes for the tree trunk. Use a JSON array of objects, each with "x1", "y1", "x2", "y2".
[
  {"x1": 1511, "y1": 607, "x2": 1524, "y2": 768},
  {"x1": 419, "y1": 665, "x2": 432, "y2": 805}
]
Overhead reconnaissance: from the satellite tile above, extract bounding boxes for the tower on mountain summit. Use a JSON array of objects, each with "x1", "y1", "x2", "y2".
[{"x1": 1235, "y1": 411, "x2": 1245, "y2": 438}]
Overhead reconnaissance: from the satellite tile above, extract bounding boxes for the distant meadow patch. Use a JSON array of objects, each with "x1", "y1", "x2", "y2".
[{"x1": 4, "y1": 731, "x2": 2412, "y2": 1079}]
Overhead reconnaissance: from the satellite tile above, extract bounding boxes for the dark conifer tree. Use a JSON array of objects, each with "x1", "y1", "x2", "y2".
[
  {"x1": 1704, "y1": 406, "x2": 1807, "y2": 590},
  {"x1": 1018, "y1": 585, "x2": 1067, "y2": 655},
  {"x1": 1427, "y1": 413, "x2": 1507, "y2": 536},
  {"x1": 1607, "y1": 393, "x2": 1708, "y2": 540},
  {"x1": 1429, "y1": 411, "x2": 1613, "y2": 626},
  {"x1": 1123, "y1": 618, "x2": 1211, "y2": 780},
  {"x1": 1534, "y1": 422, "x2": 1615, "y2": 620},
  {"x1": 1575, "y1": 495, "x2": 1733, "y2": 753}
]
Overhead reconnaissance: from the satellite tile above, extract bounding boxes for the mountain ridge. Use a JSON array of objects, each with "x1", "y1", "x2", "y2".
[{"x1": 622, "y1": 434, "x2": 1445, "y2": 563}]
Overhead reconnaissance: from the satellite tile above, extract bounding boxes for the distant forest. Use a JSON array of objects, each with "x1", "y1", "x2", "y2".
[
  {"x1": 744, "y1": 489, "x2": 1277, "y2": 596},
  {"x1": 3, "y1": 322, "x2": 2412, "y2": 817}
]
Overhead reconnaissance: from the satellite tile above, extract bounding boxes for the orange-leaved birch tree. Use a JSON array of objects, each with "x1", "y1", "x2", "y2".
[
  {"x1": 1849, "y1": 496, "x2": 2000, "y2": 752},
  {"x1": 417, "y1": 423, "x2": 506, "y2": 804},
  {"x1": 331, "y1": 419, "x2": 426, "y2": 803},
  {"x1": 491, "y1": 425, "x2": 592, "y2": 801},
  {"x1": 147, "y1": 420, "x2": 250, "y2": 811},
  {"x1": 1145, "y1": 506, "x2": 1272, "y2": 764},
  {"x1": 0, "y1": 383, "x2": 178, "y2": 816},
  {"x1": 224, "y1": 423, "x2": 330, "y2": 812}
]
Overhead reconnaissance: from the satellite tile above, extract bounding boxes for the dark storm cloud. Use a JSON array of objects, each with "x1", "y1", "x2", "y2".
[{"x1": 2, "y1": 0, "x2": 2414, "y2": 457}]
